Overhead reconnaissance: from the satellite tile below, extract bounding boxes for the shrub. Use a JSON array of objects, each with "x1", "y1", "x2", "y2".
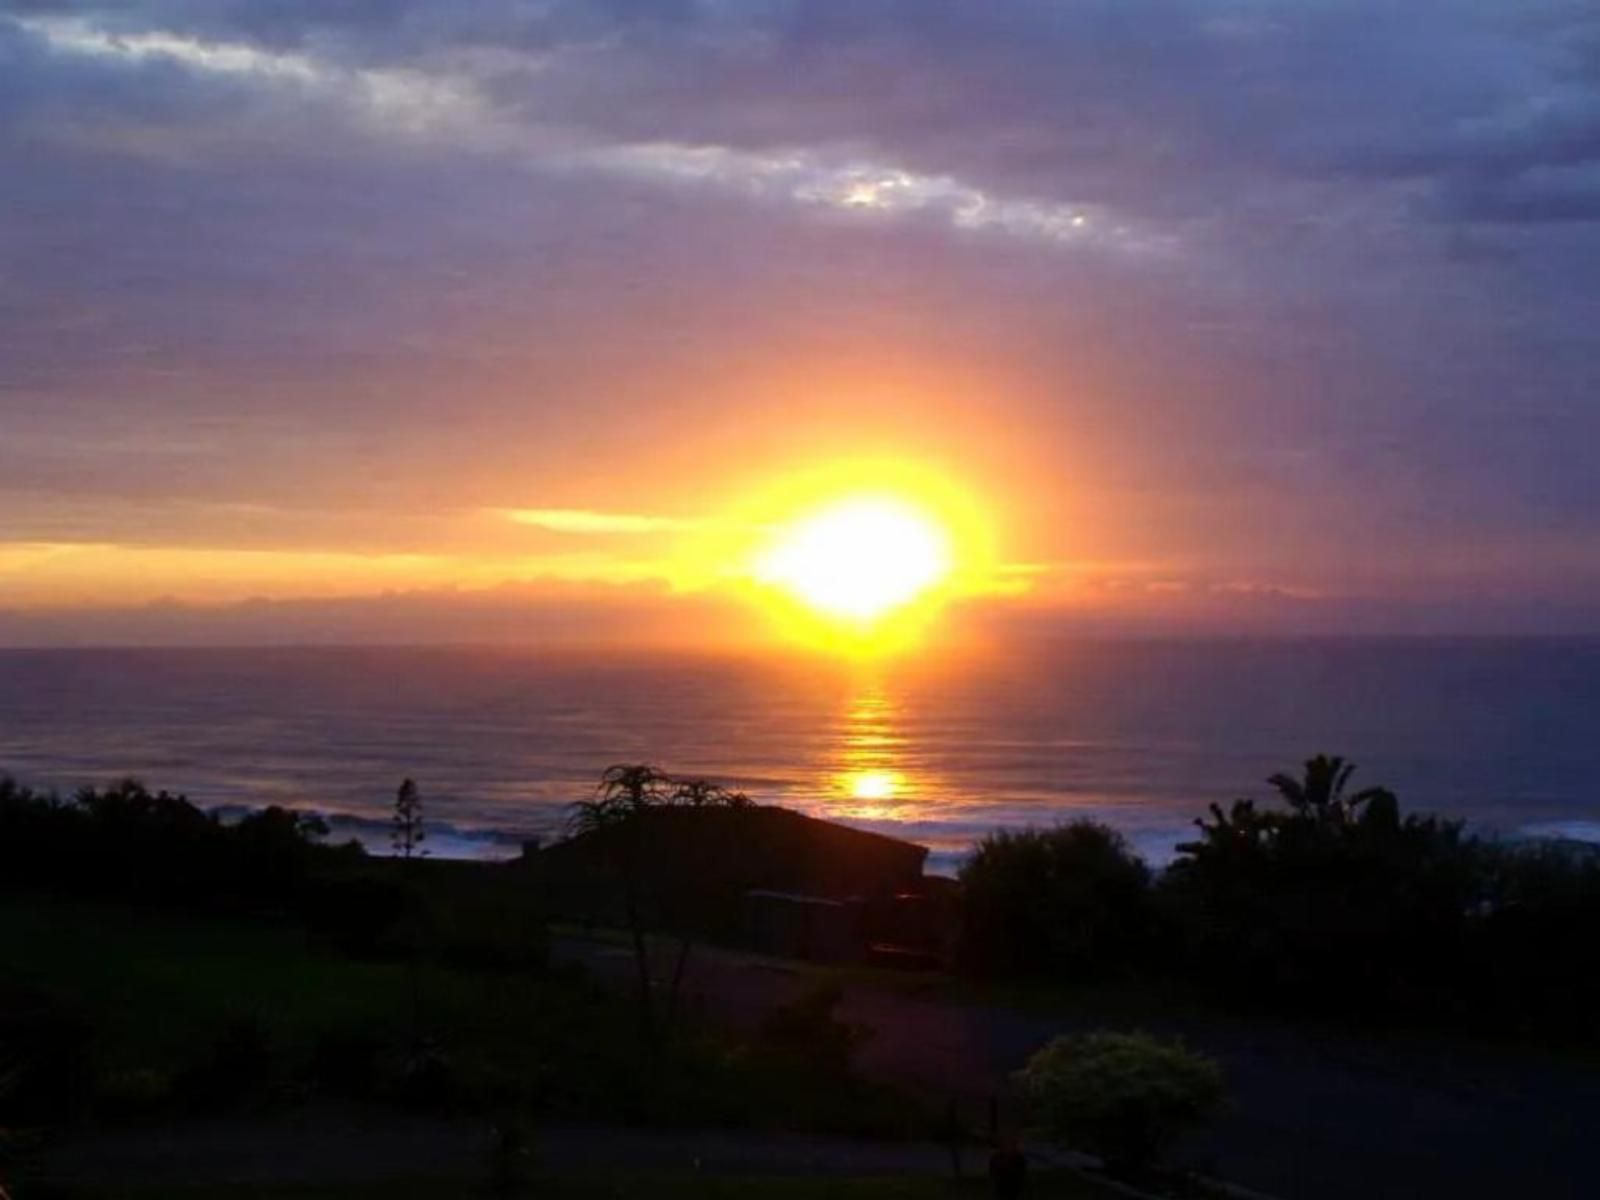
[
  {"x1": 174, "y1": 1016, "x2": 276, "y2": 1112},
  {"x1": 95, "y1": 1068, "x2": 173, "y2": 1121},
  {"x1": 302, "y1": 875, "x2": 412, "y2": 957},
  {"x1": 396, "y1": 1041, "x2": 459, "y2": 1113},
  {"x1": 1015, "y1": 1031, "x2": 1225, "y2": 1173},
  {"x1": 485, "y1": 1111, "x2": 537, "y2": 1195},
  {"x1": 1161, "y1": 760, "x2": 1483, "y2": 1010},
  {"x1": 0, "y1": 986, "x2": 96, "y2": 1127},
  {"x1": 426, "y1": 886, "x2": 550, "y2": 975},
  {"x1": 959, "y1": 821, "x2": 1155, "y2": 980},
  {"x1": 307, "y1": 1027, "x2": 387, "y2": 1099},
  {"x1": 756, "y1": 983, "x2": 868, "y2": 1074},
  {"x1": 0, "y1": 774, "x2": 358, "y2": 916},
  {"x1": 1464, "y1": 840, "x2": 1600, "y2": 1038}
]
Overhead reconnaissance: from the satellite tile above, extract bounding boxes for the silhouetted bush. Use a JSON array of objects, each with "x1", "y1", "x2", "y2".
[
  {"x1": 301, "y1": 875, "x2": 412, "y2": 957},
  {"x1": 756, "y1": 982, "x2": 868, "y2": 1074},
  {"x1": 1162, "y1": 757, "x2": 1486, "y2": 1014},
  {"x1": 0, "y1": 775, "x2": 357, "y2": 916},
  {"x1": 486, "y1": 1111, "x2": 536, "y2": 1195},
  {"x1": 307, "y1": 1026, "x2": 387, "y2": 1100},
  {"x1": 174, "y1": 1016, "x2": 277, "y2": 1112},
  {"x1": 959, "y1": 820, "x2": 1155, "y2": 980},
  {"x1": 0, "y1": 984, "x2": 96, "y2": 1126},
  {"x1": 424, "y1": 882, "x2": 550, "y2": 975},
  {"x1": 94, "y1": 1068, "x2": 173, "y2": 1121},
  {"x1": 396, "y1": 1041, "x2": 459, "y2": 1113},
  {"x1": 1016, "y1": 1031, "x2": 1225, "y2": 1174},
  {"x1": 1463, "y1": 839, "x2": 1600, "y2": 1037},
  {"x1": 951, "y1": 756, "x2": 1600, "y2": 1041}
]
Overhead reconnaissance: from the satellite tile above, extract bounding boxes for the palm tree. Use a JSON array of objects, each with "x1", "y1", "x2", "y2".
[
  {"x1": 567, "y1": 765, "x2": 673, "y2": 1041},
  {"x1": 568, "y1": 764, "x2": 672, "y2": 832},
  {"x1": 662, "y1": 777, "x2": 750, "y2": 1029},
  {"x1": 671, "y1": 776, "x2": 752, "y2": 810},
  {"x1": 565, "y1": 765, "x2": 751, "y2": 1043},
  {"x1": 1267, "y1": 755, "x2": 1395, "y2": 825}
]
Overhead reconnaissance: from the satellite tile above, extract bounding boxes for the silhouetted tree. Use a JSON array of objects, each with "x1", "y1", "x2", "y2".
[
  {"x1": 391, "y1": 778, "x2": 427, "y2": 1043},
  {"x1": 568, "y1": 765, "x2": 672, "y2": 1041},
  {"x1": 1, "y1": 775, "x2": 348, "y2": 912},
  {"x1": 1164, "y1": 756, "x2": 1479, "y2": 1009},
  {"x1": 1465, "y1": 839, "x2": 1600, "y2": 1036},
  {"x1": 565, "y1": 765, "x2": 751, "y2": 1043},
  {"x1": 1267, "y1": 754, "x2": 1396, "y2": 826},
  {"x1": 959, "y1": 821, "x2": 1154, "y2": 980},
  {"x1": 661, "y1": 774, "x2": 752, "y2": 1029},
  {"x1": 392, "y1": 778, "x2": 426, "y2": 861}
]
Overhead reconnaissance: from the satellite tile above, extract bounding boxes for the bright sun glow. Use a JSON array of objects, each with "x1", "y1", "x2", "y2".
[
  {"x1": 701, "y1": 459, "x2": 998, "y2": 654},
  {"x1": 845, "y1": 769, "x2": 902, "y2": 801},
  {"x1": 756, "y1": 496, "x2": 953, "y2": 624}
]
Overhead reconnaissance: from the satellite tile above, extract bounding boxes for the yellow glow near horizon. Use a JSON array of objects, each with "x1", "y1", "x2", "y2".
[
  {"x1": 698, "y1": 459, "x2": 997, "y2": 655},
  {"x1": 845, "y1": 769, "x2": 902, "y2": 801},
  {"x1": 756, "y1": 497, "x2": 952, "y2": 623}
]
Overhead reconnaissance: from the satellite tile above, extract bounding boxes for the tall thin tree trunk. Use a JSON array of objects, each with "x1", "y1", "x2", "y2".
[
  {"x1": 622, "y1": 868, "x2": 655, "y2": 1045},
  {"x1": 665, "y1": 934, "x2": 694, "y2": 1033},
  {"x1": 402, "y1": 848, "x2": 424, "y2": 1048},
  {"x1": 408, "y1": 940, "x2": 422, "y2": 1048},
  {"x1": 945, "y1": 1098, "x2": 964, "y2": 1178}
]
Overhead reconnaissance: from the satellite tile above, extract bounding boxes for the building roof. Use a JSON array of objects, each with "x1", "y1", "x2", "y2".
[{"x1": 540, "y1": 803, "x2": 929, "y2": 901}]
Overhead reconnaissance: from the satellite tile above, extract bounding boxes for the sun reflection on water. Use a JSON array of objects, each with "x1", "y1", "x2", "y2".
[
  {"x1": 829, "y1": 682, "x2": 931, "y2": 822},
  {"x1": 846, "y1": 769, "x2": 902, "y2": 802}
]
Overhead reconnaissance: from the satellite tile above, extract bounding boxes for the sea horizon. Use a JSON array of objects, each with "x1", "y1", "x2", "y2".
[{"x1": 5, "y1": 636, "x2": 1597, "y2": 874}]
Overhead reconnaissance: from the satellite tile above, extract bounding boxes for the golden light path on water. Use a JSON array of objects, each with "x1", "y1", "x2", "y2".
[{"x1": 828, "y1": 680, "x2": 932, "y2": 823}]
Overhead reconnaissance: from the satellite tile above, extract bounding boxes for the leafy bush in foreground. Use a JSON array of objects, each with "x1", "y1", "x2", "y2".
[{"x1": 1016, "y1": 1031, "x2": 1225, "y2": 1173}]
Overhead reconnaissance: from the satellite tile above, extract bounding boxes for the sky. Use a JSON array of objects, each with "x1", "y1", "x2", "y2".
[{"x1": 3, "y1": 0, "x2": 1600, "y2": 646}]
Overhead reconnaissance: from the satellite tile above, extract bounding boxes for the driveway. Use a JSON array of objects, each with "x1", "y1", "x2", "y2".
[{"x1": 558, "y1": 935, "x2": 1600, "y2": 1200}]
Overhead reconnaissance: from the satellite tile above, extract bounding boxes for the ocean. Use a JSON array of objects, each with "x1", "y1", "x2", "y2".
[{"x1": 2, "y1": 639, "x2": 1597, "y2": 873}]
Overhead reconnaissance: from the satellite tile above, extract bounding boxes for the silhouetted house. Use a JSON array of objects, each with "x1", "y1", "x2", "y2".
[
  {"x1": 530, "y1": 804, "x2": 941, "y2": 963},
  {"x1": 744, "y1": 889, "x2": 861, "y2": 963}
]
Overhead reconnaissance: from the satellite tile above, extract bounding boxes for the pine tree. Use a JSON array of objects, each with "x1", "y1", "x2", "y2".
[{"x1": 392, "y1": 778, "x2": 426, "y2": 860}]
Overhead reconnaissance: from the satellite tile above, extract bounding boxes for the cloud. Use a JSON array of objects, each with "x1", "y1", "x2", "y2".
[
  {"x1": 0, "y1": 537, "x2": 690, "y2": 607},
  {"x1": 586, "y1": 141, "x2": 1168, "y2": 254},
  {"x1": 7, "y1": 8, "x2": 1166, "y2": 256},
  {"x1": 500, "y1": 508, "x2": 703, "y2": 536},
  {"x1": 0, "y1": 580, "x2": 760, "y2": 649},
  {"x1": 16, "y1": 2, "x2": 1600, "y2": 252},
  {"x1": 14, "y1": 12, "x2": 495, "y2": 141},
  {"x1": 3, "y1": 0, "x2": 1600, "y2": 635}
]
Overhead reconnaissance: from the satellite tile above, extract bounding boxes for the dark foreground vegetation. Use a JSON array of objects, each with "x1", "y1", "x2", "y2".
[
  {"x1": 11, "y1": 1174, "x2": 1119, "y2": 1200},
  {"x1": 0, "y1": 776, "x2": 923, "y2": 1198},
  {"x1": 960, "y1": 755, "x2": 1600, "y2": 1042},
  {"x1": 4, "y1": 755, "x2": 1599, "y2": 1198}
]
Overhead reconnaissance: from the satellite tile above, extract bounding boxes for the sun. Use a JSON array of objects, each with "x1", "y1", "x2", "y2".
[
  {"x1": 705, "y1": 458, "x2": 997, "y2": 653},
  {"x1": 845, "y1": 769, "x2": 902, "y2": 801},
  {"x1": 755, "y1": 496, "x2": 954, "y2": 624}
]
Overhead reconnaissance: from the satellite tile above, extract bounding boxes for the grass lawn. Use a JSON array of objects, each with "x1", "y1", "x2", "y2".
[
  {"x1": 2, "y1": 894, "x2": 409, "y2": 1073},
  {"x1": 0, "y1": 892, "x2": 923, "y2": 1135},
  {"x1": 0, "y1": 891, "x2": 592, "y2": 1082}
]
